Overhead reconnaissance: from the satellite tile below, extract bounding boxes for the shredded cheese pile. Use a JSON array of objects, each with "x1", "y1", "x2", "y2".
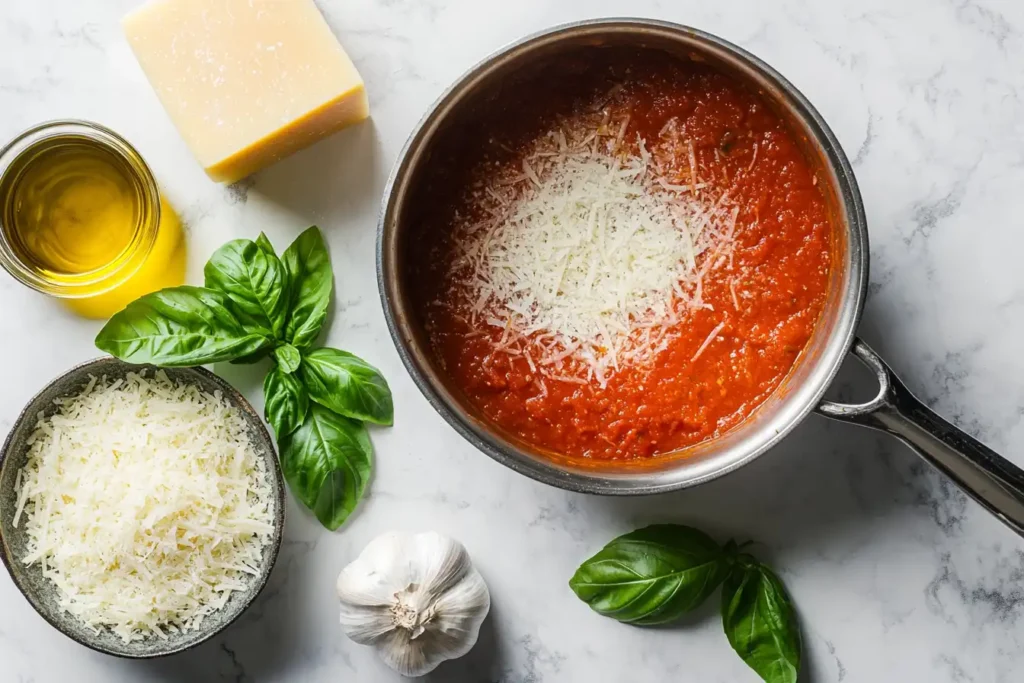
[
  {"x1": 13, "y1": 371, "x2": 275, "y2": 642},
  {"x1": 451, "y1": 120, "x2": 739, "y2": 386}
]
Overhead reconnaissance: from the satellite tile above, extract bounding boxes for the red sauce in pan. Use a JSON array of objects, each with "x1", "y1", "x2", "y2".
[{"x1": 409, "y1": 49, "x2": 832, "y2": 461}]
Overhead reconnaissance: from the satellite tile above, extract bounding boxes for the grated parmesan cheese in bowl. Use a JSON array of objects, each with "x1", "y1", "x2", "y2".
[{"x1": 1, "y1": 363, "x2": 281, "y2": 652}]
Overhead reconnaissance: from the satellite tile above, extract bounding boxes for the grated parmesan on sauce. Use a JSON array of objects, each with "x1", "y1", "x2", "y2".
[
  {"x1": 12, "y1": 371, "x2": 275, "y2": 642},
  {"x1": 449, "y1": 116, "x2": 741, "y2": 386}
]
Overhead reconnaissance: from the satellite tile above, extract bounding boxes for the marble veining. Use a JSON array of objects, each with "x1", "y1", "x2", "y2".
[{"x1": 2, "y1": 0, "x2": 1024, "y2": 681}]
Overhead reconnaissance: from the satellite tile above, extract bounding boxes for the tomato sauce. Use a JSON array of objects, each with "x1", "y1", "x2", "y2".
[{"x1": 409, "y1": 49, "x2": 832, "y2": 461}]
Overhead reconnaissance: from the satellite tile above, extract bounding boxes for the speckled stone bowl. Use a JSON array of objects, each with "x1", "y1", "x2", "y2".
[{"x1": 0, "y1": 357, "x2": 285, "y2": 658}]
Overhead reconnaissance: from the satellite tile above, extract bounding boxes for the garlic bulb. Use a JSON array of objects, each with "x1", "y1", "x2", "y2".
[{"x1": 336, "y1": 531, "x2": 491, "y2": 677}]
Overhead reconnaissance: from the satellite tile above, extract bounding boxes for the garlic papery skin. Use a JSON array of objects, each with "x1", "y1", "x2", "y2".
[{"x1": 337, "y1": 531, "x2": 491, "y2": 677}]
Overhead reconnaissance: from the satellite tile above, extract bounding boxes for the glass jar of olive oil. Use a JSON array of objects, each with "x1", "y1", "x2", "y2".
[{"x1": 0, "y1": 120, "x2": 185, "y2": 319}]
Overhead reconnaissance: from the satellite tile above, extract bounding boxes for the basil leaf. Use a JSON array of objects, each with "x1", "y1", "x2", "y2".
[
  {"x1": 273, "y1": 343, "x2": 301, "y2": 374},
  {"x1": 569, "y1": 524, "x2": 729, "y2": 624},
  {"x1": 95, "y1": 286, "x2": 272, "y2": 366},
  {"x1": 230, "y1": 348, "x2": 272, "y2": 365},
  {"x1": 255, "y1": 232, "x2": 276, "y2": 256},
  {"x1": 281, "y1": 226, "x2": 332, "y2": 349},
  {"x1": 263, "y1": 365, "x2": 308, "y2": 438},
  {"x1": 278, "y1": 404, "x2": 372, "y2": 530},
  {"x1": 722, "y1": 560, "x2": 801, "y2": 683},
  {"x1": 299, "y1": 348, "x2": 394, "y2": 425},
  {"x1": 204, "y1": 238, "x2": 289, "y2": 338}
]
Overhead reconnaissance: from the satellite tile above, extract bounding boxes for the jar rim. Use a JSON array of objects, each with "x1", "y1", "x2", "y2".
[{"x1": 0, "y1": 119, "x2": 161, "y2": 298}]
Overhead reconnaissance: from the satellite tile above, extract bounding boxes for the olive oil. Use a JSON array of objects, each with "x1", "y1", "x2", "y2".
[
  {"x1": 64, "y1": 196, "x2": 186, "y2": 319},
  {"x1": 0, "y1": 121, "x2": 186, "y2": 319},
  {"x1": 0, "y1": 139, "x2": 141, "y2": 278}
]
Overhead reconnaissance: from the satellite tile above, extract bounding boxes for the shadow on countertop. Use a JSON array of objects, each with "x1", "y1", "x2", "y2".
[
  {"x1": 247, "y1": 118, "x2": 385, "y2": 232},
  {"x1": 424, "y1": 605, "x2": 504, "y2": 682}
]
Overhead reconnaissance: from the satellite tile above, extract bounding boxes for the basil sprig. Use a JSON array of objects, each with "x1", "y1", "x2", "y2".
[
  {"x1": 570, "y1": 525, "x2": 801, "y2": 683},
  {"x1": 96, "y1": 226, "x2": 393, "y2": 531}
]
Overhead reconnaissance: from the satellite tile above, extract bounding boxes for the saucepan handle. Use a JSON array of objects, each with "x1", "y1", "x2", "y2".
[{"x1": 816, "y1": 337, "x2": 1024, "y2": 537}]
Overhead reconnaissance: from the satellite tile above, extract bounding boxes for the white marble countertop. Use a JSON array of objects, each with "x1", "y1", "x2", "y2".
[{"x1": 3, "y1": 0, "x2": 1024, "y2": 681}]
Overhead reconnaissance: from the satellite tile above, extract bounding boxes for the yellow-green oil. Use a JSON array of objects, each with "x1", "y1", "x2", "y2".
[{"x1": 0, "y1": 130, "x2": 186, "y2": 319}]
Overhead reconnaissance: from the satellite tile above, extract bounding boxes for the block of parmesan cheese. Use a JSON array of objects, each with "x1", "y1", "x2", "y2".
[{"x1": 123, "y1": 0, "x2": 369, "y2": 184}]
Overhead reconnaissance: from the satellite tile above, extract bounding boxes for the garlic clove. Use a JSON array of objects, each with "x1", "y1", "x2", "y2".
[
  {"x1": 337, "y1": 532, "x2": 416, "y2": 645},
  {"x1": 424, "y1": 566, "x2": 490, "y2": 661},
  {"x1": 431, "y1": 565, "x2": 490, "y2": 625},
  {"x1": 411, "y1": 531, "x2": 471, "y2": 595},
  {"x1": 377, "y1": 626, "x2": 443, "y2": 677},
  {"x1": 345, "y1": 531, "x2": 417, "y2": 597},
  {"x1": 337, "y1": 603, "x2": 396, "y2": 645}
]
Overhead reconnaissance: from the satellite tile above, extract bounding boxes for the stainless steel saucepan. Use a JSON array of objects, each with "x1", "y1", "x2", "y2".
[{"x1": 377, "y1": 19, "x2": 1024, "y2": 536}]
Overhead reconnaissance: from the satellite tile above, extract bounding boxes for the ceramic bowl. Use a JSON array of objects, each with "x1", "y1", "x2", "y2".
[{"x1": 0, "y1": 357, "x2": 285, "y2": 657}]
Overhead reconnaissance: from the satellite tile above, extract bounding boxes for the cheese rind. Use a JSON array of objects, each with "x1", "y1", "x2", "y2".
[{"x1": 123, "y1": 0, "x2": 369, "y2": 184}]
